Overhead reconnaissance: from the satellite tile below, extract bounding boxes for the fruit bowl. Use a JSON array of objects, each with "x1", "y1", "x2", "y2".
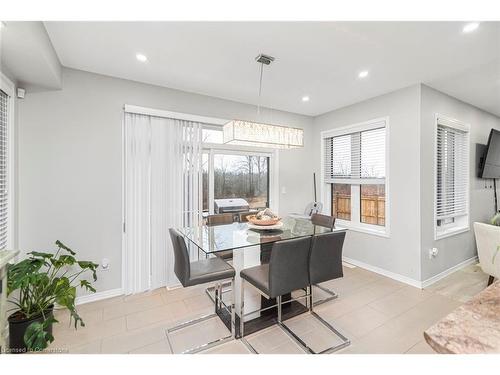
[{"x1": 247, "y1": 215, "x2": 281, "y2": 226}]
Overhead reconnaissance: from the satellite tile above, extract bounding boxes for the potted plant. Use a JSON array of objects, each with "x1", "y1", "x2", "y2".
[{"x1": 7, "y1": 240, "x2": 98, "y2": 353}]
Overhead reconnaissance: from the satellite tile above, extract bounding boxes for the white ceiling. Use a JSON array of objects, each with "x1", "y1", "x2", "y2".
[{"x1": 44, "y1": 21, "x2": 500, "y2": 117}]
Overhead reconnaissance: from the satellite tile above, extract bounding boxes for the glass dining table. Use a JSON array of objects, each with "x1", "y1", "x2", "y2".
[{"x1": 178, "y1": 215, "x2": 346, "y2": 337}]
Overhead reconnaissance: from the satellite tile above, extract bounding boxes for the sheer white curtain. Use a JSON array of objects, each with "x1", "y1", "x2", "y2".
[{"x1": 124, "y1": 112, "x2": 203, "y2": 294}]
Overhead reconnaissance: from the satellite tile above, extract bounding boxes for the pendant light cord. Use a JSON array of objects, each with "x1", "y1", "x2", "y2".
[{"x1": 257, "y1": 62, "x2": 264, "y2": 115}]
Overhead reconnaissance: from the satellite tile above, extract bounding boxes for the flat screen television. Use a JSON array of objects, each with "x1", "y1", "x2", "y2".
[{"x1": 480, "y1": 129, "x2": 500, "y2": 179}]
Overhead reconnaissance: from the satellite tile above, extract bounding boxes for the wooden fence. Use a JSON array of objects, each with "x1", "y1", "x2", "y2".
[{"x1": 333, "y1": 194, "x2": 385, "y2": 226}]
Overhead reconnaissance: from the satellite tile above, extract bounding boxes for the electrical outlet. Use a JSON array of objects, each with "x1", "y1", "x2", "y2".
[
  {"x1": 428, "y1": 248, "x2": 438, "y2": 259},
  {"x1": 101, "y1": 258, "x2": 110, "y2": 271}
]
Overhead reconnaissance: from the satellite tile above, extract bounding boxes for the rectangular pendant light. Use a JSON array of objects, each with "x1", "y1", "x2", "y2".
[{"x1": 223, "y1": 120, "x2": 304, "y2": 149}]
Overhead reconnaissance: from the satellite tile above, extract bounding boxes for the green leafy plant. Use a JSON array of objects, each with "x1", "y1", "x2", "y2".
[{"x1": 7, "y1": 240, "x2": 98, "y2": 351}]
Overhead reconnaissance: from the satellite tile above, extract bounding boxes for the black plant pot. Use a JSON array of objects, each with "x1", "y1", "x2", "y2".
[{"x1": 8, "y1": 306, "x2": 54, "y2": 354}]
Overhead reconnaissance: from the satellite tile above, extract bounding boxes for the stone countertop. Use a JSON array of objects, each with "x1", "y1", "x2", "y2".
[
  {"x1": 0, "y1": 250, "x2": 19, "y2": 271},
  {"x1": 424, "y1": 280, "x2": 500, "y2": 354}
]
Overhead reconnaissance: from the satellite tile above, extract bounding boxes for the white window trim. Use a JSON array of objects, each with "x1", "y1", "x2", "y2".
[
  {"x1": 320, "y1": 117, "x2": 390, "y2": 238},
  {"x1": 433, "y1": 113, "x2": 470, "y2": 241},
  {"x1": 0, "y1": 72, "x2": 16, "y2": 250}
]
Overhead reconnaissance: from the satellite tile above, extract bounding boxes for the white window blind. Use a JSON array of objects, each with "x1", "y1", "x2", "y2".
[
  {"x1": 0, "y1": 90, "x2": 8, "y2": 249},
  {"x1": 324, "y1": 124, "x2": 386, "y2": 184},
  {"x1": 436, "y1": 121, "x2": 469, "y2": 222}
]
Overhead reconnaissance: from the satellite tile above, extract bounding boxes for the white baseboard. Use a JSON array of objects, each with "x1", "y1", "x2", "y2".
[
  {"x1": 75, "y1": 288, "x2": 124, "y2": 305},
  {"x1": 421, "y1": 256, "x2": 478, "y2": 288},
  {"x1": 342, "y1": 256, "x2": 422, "y2": 288}
]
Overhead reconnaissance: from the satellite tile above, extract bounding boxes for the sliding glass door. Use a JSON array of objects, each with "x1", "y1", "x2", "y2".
[{"x1": 202, "y1": 149, "x2": 273, "y2": 214}]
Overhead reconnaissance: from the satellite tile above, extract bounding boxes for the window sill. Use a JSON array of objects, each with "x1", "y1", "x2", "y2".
[
  {"x1": 435, "y1": 225, "x2": 470, "y2": 240},
  {"x1": 335, "y1": 220, "x2": 390, "y2": 238}
]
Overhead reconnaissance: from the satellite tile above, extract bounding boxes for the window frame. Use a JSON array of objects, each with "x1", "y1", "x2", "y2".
[
  {"x1": 202, "y1": 126, "x2": 279, "y2": 215},
  {"x1": 320, "y1": 117, "x2": 390, "y2": 238},
  {"x1": 0, "y1": 72, "x2": 15, "y2": 250},
  {"x1": 433, "y1": 114, "x2": 470, "y2": 240}
]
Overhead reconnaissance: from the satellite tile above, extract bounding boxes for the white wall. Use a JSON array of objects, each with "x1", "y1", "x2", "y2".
[
  {"x1": 17, "y1": 68, "x2": 314, "y2": 296},
  {"x1": 419, "y1": 84, "x2": 500, "y2": 281},
  {"x1": 313, "y1": 85, "x2": 422, "y2": 282}
]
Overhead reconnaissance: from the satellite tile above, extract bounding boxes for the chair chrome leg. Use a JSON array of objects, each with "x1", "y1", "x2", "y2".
[
  {"x1": 275, "y1": 287, "x2": 350, "y2": 354},
  {"x1": 310, "y1": 311, "x2": 351, "y2": 354},
  {"x1": 165, "y1": 278, "x2": 236, "y2": 354},
  {"x1": 240, "y1": 279, "x2": 245, "y2": 338},
  {"x1": 230, "y1": 278, "x2": 235, "y2": 339},
  {"x1": 277, "y1": 295, "x2": 282, "y2": 323},
  {"x1": 309, "y1": 285, "x2": 313, "y2": 312},
  {"x1": 205, "y1": 281, "x2": 232, "y2": 304},
  {"x1": 313, "y1": 284, "x2": 338, "y2": 306}
]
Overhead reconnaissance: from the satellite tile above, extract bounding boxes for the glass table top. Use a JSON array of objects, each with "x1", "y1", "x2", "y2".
[{"x1": 178, "y1": 215, "x2": 346, "y2": 254}]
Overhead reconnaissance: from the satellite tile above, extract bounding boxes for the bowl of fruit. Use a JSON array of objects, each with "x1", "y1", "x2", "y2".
[{"x1": 247, "y1": 208, "x2": 281, "y2": 226}]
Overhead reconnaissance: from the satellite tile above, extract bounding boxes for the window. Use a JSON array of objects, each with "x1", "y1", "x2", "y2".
[
  {"x1": 435, "y1": 115, "x2": 470, "y2": 239},
  {"x1": 213, "y1": 154, "x2": 269, "y2": 209},
  {"x1": 323, "y1": 118, "x2": 388, "y2": 235},
  {"x1": 0, "y1": 73, "x2": 13, "y2": 250},
  {"x1": 201, "y1": 124, "x2": 275, "y2": 213},
  {"x1": 0, "y1": 89, "x2": 8, "y2": 249}
]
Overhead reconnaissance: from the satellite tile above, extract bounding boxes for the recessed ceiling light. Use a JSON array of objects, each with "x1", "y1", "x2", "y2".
[
  {"x1": 463, "y1": 22, "x2": 480, "y2": 33},
  {"x1": 136, "y1": 53, "x2": 148, "y2": 62},
  {"x1": 302, "y1": 96, "x2": 310, "y2": 102},
  {"x1": 358, "y1": 70, "x2": 369, "y2": 79}
]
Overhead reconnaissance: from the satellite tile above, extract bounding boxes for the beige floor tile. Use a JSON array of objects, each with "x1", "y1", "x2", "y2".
[
  {"x1": 182, "y1": 294, "x2": 215, "y2": 311},
  {"x1": 246, "y1": 326, "x2": 293, "y2": 352},
  {"x1": 101, "y1": 321, "x2": 171, "y2": 353},
  {"x1": 333, "y1": 305, "x2": 391, "y2": 339},
  {"x1": 77, "y1": 295, "x2": 125, "y2": 313},
  {"x1": 102, "y1": 294, "x2": 165, "y2": 321},
  {"x1": 267, "y1": 340, "x2": 305, "y2": 354},
  {"x1": 129, "y1": 339, "x2": 172, "y2": 354},
  {"x1": 125, "y1": 302, "x2": 184, "y2": 331},
  {"x1": 66, "y1": 339, "x2": 102, "y2": 354},
  {"x1": 405, "y1": 340, "x2": 436, "y2": 354},
  {"x1": 201, "y1": 340, "x2": 251, "y2": 354},
  {"x1": 314, "y1": 279, "x2": 403, "y2": 321},
  {"x1": 167, "y1": 316, "x2": 231, "y2": 354},
  {"x1": 49, "y1": 262, "x2": 486, "y2": 355},
  {"x1": 55, "y1": 307, "x2": 104, "y2": 328},
  {"x1": 368, "y1": 285, "x2": 433, "y2": 318},
  {"x1": 51, "y1": 316, "x2": 127, "y2": 349}
]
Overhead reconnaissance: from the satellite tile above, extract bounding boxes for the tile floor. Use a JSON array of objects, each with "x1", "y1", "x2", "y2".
[{"x1": 49, "y1": 263, "x2": 489, "y2": 354}]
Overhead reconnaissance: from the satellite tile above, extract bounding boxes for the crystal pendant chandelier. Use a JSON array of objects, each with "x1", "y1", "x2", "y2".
[{"x1": 223, "y1": 54, "x2": 304, "y2": 149}]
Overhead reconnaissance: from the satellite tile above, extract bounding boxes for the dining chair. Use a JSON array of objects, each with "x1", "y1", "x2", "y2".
[
  {"x1": 306, "y1": 231, "x2": 350, "y2": 353},
  {"x1": 310, "y1": 213, "x2": 339, "y2": 306},
  {"x1": 239, "y1": 211, "x2": 255, "y2": 222},
  {"x1": 166, "y1": 229, "x2": 236, "y2": 354},
  {"x1": 207, "y1": 213, "x2": 234, "y2": 226},
  {"x1": 239, "y1": 237, "x2": 313, "y2": 353},
  {"x1": 203, "y1": 214, "x2": 235, "y2": 305},
  {"x1": 311, "y1": 213, "x2": 335, "y2": 230}
]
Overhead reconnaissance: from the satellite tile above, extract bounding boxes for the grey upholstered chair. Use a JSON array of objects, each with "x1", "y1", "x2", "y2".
[
  {"x1": 166, "y1": 228, "x2": 236, "y2": 354},
  {"x1": 239, "y1": 237, "x2": 313, "y2": 353},
  {"x1": 311, "y1": 213, "x2": 336, "y2": 230},
  {"x1": 309, "y1": 213, "x2": 338, "y2": 306},
  {"x1": 238, "y1": 211, "x2": 255, "y2": 223},
  {"x1": 207, "y1": 213, "x2": 234, "y2": 226},
  {"x1": 305, "y1": 231, "x2": 350, "y2": 353}
]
